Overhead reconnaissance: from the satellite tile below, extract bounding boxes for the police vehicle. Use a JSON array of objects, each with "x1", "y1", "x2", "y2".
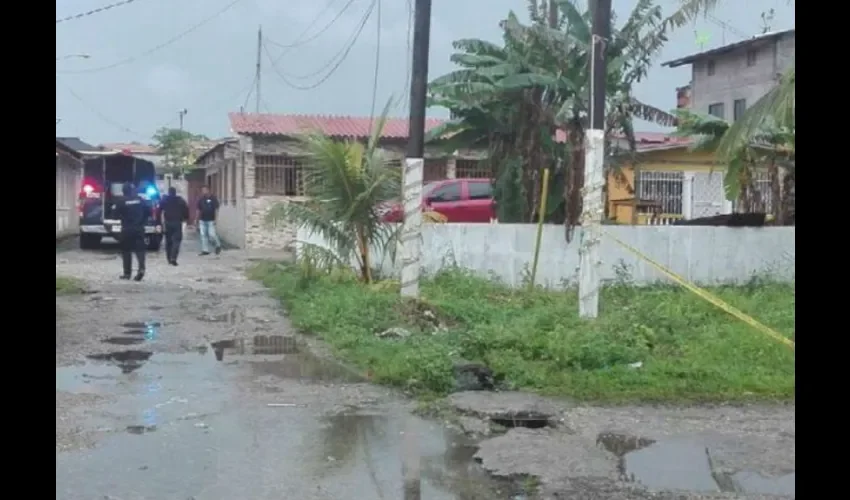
[{"x1": 77, "y1": 152, "x2": 163, "y2": 251}]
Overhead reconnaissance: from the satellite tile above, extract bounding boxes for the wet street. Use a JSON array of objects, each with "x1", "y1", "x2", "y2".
[
  {"x1": 56, "y1": 236, "x2": 509, "y2": 500},
  {"x1": 57, "y1": 236, "x2": 795, "y2": 500}
]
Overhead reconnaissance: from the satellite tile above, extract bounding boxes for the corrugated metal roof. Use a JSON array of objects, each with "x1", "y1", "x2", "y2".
[{"x1": 56, "y1": 137, "x2": 99, "y2": 153}]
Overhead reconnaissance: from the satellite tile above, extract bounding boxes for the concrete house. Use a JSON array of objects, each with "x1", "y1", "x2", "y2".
[
  {"x1": 194, "y1": 114, "x2": 489, "y2": 250},
  {"x1": 662, "y1": 28, "x2": 795, "y2": 120},
  {"x1": 56, "y1": 139, "x2": 87, "y2": 240}
]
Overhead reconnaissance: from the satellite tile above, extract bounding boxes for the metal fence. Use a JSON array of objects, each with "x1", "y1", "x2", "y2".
[
  {"x1": 637, "y1": 171, "x2": 684, "y2": 215},
  {"x1": 255, "y1": 155, "x2": 304, "y2": 196},
  {"x1": 456, "y1": 159, "x2": 489, "y2": 179}
]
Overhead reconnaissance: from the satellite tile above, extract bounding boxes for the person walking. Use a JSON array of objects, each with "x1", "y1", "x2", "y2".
[
  {"x1": 160, "y1": 186, "x2": 189, "y2": 266},
  {"x1": 196, "y1": 185, "x2": 222, "y2": 256},
  {"x1": 113, "y1": 183, "x2": 150, "y2": 281}
]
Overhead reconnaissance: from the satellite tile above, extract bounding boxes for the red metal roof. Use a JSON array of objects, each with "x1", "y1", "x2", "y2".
[
  {"x1": 228, "y1": 113, "x2": 446, "y2": 140},
  {"x1": 227, "y1": 112, "x2": 690, "y2": 150}
]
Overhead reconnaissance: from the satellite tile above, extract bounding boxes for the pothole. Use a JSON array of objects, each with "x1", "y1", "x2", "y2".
[
  {"x1": 126, "y1": 425, "x2": 157, "y2": 435},
  {"x1": 211, "y1": 335, "x2": 298, "y2": 360},
  {"x1": 88, "y1": 350, "x2": 153, "y2": 363},
  {"x1": 122, "y1": 329, "x2": 147, "y2": 335},
  {"x1": 490, "y1": 412, "x2": 552, "y2": 429},
  {"x1": 102, "y1": 337, "x2": 145, "y2": 345},
  {"x1": 597, "y1": 432, "x2": 656, "y2": 456}
]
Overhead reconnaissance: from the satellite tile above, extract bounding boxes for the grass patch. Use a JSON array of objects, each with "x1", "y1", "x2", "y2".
[
  {"x1": 248, "y1": 262, "x2": 795, "y2": 403},
  {"x1": 56, "y1": 276, "x2": 86, "y2": 295}
]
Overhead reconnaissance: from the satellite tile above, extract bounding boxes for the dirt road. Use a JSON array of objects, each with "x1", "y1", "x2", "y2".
[{"x1": 56, "y1": 235, "x2": 794, "y2": 499}]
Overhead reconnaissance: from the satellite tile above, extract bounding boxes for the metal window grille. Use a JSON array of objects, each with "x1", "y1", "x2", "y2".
[
  {"x1": 637, "y1": 171, "x2": 684, "y2": 215},
  {"x1": 255, "y1": 155, "x2": 304, "y2": 196},
  {"x1": 424, "y1": 159, "x2": 447, "y2": 181},
  {"x1": 456, "y1": 159, "x2": 489, "y2": 178},
  {"x1": 750, "y1": 170, "x2": 773, "y2": 213}
]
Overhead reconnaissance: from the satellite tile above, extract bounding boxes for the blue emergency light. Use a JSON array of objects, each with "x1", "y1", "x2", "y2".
[{"x1": 145, "y1": 185, "x2": 159, "y2": 198}]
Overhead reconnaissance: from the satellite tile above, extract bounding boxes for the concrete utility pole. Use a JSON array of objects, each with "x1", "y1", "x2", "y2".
[
  {"x1": 578, "y1": 0, "x2": 611, "y2": 319},
  {"x1": 400, "y1": 0, "x2": 433, "y2": 302},
  {"x1": 255, "y1": 25, "x2": 263, "y2": 114},
  {"x1": 178, "y1": 108, "x2": 188, "y2": 130}
]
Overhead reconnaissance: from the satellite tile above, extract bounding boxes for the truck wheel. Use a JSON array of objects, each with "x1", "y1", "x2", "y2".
[
  {"x1": 79, "y1": 234, "x2": 101, "y2": 250},
  {"x1": 146, "y1": 234, "x2": 162, "y2": 252}
]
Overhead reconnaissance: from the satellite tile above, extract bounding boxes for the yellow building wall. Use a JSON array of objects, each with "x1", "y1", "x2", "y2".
[{"x1": 606, "y1": 148, "x2": 723, "y2": 223}]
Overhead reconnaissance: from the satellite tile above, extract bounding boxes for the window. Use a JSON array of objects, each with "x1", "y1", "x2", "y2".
[
  {"x1": 707, "y1": 60, "x2": 716, "y2": 76},
  {"x1": 230, "y1": 159, "x2": 237, "y2": 202},
  {"x1": 428, "y1": 182, "x2": 462, "y2": 202},
  {"x1": 733, "y1": 99, "x2": 747, "y2": 121},
  {"x1": 637, "y1": 171, "x2": 684, "y2": 215},
  {"x1": 708, "y1": 102, "x2": 725, "y2": 120},
  {"x1": 746, "y1": 49, "x2": 758, "y2": 67},
  {"x1": 468, "y1": 181, "x2": 493, "y2": 200}
]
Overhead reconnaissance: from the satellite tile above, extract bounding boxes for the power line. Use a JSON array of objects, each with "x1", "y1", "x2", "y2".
[
  {"x1": 368, "y1": 0, "x2": 382, "y2": 125},
  {"x1": 57, "y1": 0, "x2": 247, "y2": 75},
  {"x1": 263, "y1": 0, "x2": 376, "y2": 90},
  {"x1": 264, "y1": 0, "x2": 357, "y2": 54},
  {"x1": 397, "y1": 0, "x2": 413, "y2": 112},
  {"x1": 56, "y1": 78, "x2": 150, "y2": 138},
  {"x1": 56, "y1": 0, "x2": 141, "y2": 24}
]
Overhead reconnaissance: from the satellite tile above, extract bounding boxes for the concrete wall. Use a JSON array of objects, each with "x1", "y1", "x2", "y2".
[
  {"x1": 201, "y1": 143, "x2": 244, "y2": 248},
  {"x1": 691, "y1": 32, "x2": 795, "y2": 116},
  {"x1": 56, "y1": 153, "x2": 83, "y2": 239},
  {"x1": 297, "y1": 224, "x2": 796, "y2": 287}
]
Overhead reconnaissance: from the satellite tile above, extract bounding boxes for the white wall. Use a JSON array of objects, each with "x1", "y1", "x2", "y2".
[
  {"x1": 297, "y1": 224, "x2": 795, "y2": 287},
  {"x1": 56, "y1": 160, "x2": 82, "y2": 240}
]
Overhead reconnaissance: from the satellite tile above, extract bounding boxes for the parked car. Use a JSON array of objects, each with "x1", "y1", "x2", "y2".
[{"x1": 380, "y1": 178, "x2": 495, "y2": 223}]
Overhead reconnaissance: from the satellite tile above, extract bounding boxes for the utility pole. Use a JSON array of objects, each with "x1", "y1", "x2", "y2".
[
  {"x1": 400, "y1": 0, "x2": 433, "y2": 302},
  {"x1": 578, "y1": 0, "x2": 611, "y2": 319},
  {"x1": 400, "y1": 0, "x2": 432, "y2": 498},
  {"x1": 255, "y1": 25, "x2": 262, "y2": 113},
  {"x1": 178, "y1": 108, "x2": 188, "y2": 130}
]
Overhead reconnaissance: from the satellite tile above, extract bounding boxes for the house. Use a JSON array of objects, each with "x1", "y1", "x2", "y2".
[
  {"x1": 606, "y1": 134, "x2": 778, "y2": 224},
  {"x1": 662, "y1": 28, "x2": 795, "y2": 119},
  {"x1": 56, "y1": 139, "x2": 85, "y2": 240},
  {"x1": 194, "y1": 113, "x2": 489, "y2": 249}
]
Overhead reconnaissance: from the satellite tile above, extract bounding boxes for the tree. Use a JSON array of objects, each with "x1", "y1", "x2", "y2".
[
  {"x1": 673, "y1": 109, "x2": 794, "y2": 224},
  {"x1": 426, "y1": 0, "x2": 678, "y2": 237},
  {"x1": 152, "y1": 127, "x2": 209, "y2": 175},
  {"x1": 265, "y1": 102, "x2": 444, "y2": 283}
]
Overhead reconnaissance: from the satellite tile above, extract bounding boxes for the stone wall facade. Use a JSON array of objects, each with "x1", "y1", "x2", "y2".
[{"x1": 208, "y1": 134, "x2": 486, "y2": 251}]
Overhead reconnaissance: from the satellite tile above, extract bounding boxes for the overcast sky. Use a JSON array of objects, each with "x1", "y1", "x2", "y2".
[{"x1": 55, "y1": 0, "x2": 794, "y2": 145}]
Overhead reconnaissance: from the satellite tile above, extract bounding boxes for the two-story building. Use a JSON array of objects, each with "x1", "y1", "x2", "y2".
[{"x1": 662, "y1": 28, "x2": 795, "y2": 120}]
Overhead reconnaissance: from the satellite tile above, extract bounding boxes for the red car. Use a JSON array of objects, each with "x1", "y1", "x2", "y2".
[{"x1": 380, "y1": 178, "x2": 495, "y2": 223}]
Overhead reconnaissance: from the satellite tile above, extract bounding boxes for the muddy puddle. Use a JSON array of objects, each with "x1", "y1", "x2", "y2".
[
  {"x1": 597, "y1": 432, "x2": 795, "y2": 496},
  {"x1": 57, "y1": 338, "x2": 519, "y2": 499}
]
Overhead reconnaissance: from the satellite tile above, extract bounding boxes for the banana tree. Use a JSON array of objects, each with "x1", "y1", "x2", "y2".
[{"x1": 426, "y1": 0, "x2": 678, "y2": 236}]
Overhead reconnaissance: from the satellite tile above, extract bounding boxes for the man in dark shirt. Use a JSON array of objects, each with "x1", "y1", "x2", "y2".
[
  {"x1": 113, "y1": 183, "x2": 149, "y2": 281},
  {"x1": 196, "y1": 185, "x2": 222, "y2": 256},
  {"x1": 161, "y1": 186, "x2": 189, "y2": 266}
]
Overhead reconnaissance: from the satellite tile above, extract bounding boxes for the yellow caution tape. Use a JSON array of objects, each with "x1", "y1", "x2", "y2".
[{"x1": 601, "y1": 229, "x2": 795, "y2": 351}]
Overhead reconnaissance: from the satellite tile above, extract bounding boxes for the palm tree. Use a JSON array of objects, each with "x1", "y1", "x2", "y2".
[
  {"x1": 266, "y1": 102, "x2": 400, "y2": 283},
  {"x1": 426, "y1": 0, "x2": 678, "y2": 234}
]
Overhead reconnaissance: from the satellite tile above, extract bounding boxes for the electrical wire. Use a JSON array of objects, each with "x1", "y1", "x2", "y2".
[
  {"x1": 241, "y1": 74, "x2": 258, "y2": 112},
  {"x1": 264, "y1": 0, "x2": 358, "y2": 56},
  {"x1": 368, "y1": 0, "x2": 381, "y2": 129},
  {"x1": 56, "y1": 0, "x2": 247, "y2": 75},
  {"x1": 56, "y1": 0, "x2": 142, "y2": 24},
  {"x1": 397, "y1": 0, "x2": 413, "y2": 112},
  {"x1": 56, "y1": 78, "x2": 150, "y2": 138},
  {"x1": 263, "y1": 0, "x2": 376, "y2": 90}
]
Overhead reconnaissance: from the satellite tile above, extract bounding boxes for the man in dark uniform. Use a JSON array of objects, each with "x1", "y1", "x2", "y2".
[
  {"x1": 160, "y1": 186, "x2": 189, "y2": 266},
  {"x1": 113, "y1": 183, "x2": 149, "y2": 281}
]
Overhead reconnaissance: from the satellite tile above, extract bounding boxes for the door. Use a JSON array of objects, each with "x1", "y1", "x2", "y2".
[
  {"x1": 425, "y1": 181, "x2": 464, "y2": 221},
  {"x1": 465, "y1": 180, "x2": 495, "y2": 222},
  {"x1": 690, "y1": 172, "x2": 727, "y2": 218}
]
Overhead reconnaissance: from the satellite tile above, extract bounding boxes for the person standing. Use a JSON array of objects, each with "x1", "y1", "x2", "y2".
[
  {"x1": 196, "y1": 185, "x2": 222, "y2": 256},
  {"x1": 161, "y1": 186, "x2": 189, "y2": 266},
  {"x1": 113, "y1": 183, "x2": 150, "y2": 281}
]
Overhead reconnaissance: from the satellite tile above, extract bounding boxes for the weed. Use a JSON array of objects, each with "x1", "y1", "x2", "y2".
[
  {"x1": 56, "y1": 276, "x2": 86, "y2": 295},
  {"x1": 249, "y1": 262, "x2": 795, "y2": 403}
]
